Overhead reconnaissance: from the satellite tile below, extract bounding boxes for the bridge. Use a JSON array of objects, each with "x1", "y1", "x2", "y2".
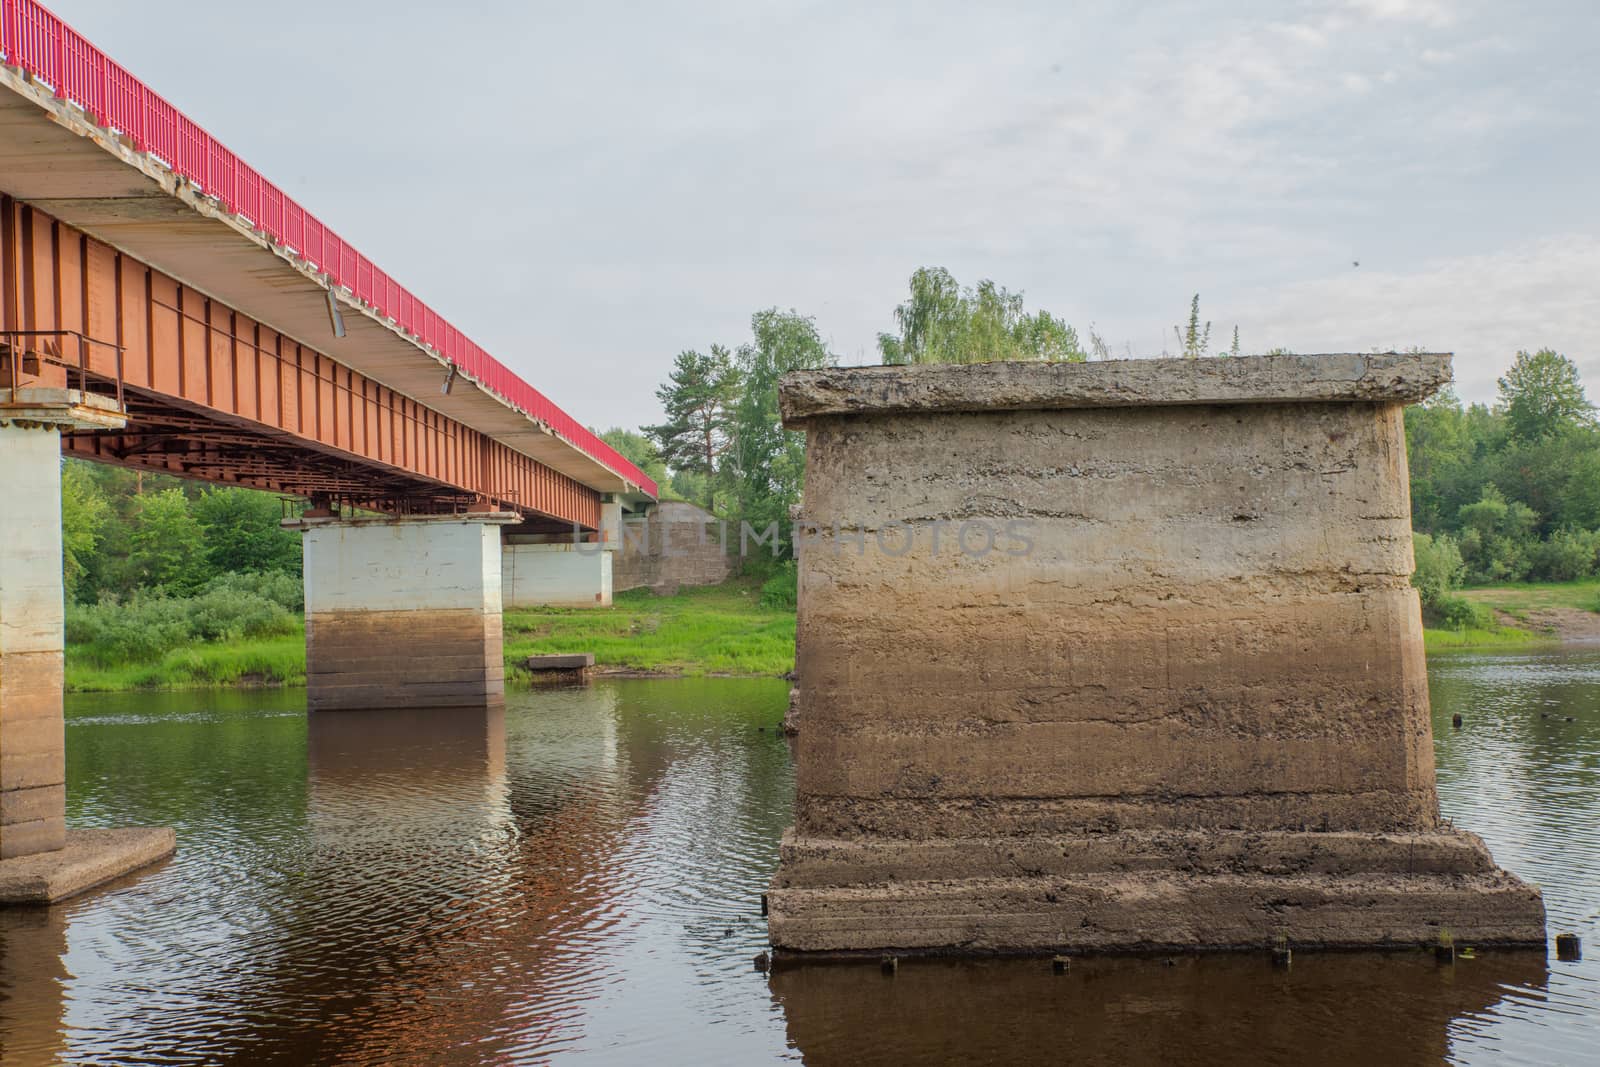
[{"x1": 0, "y1": 0, "x2": 656, "y2": 881}]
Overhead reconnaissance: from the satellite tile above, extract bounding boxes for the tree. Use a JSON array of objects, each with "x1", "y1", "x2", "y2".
[
  {"x1": 598, "y1": 427, "x2": 669, "y2": 490},
  {"x1": 1456, "y1": 485, "x2": 1539, "y2": 583},
  {"x1": 728, "y1": 309, "x2": 834, "y2": 551},
  {"x1": 644, "y1": 346, "x2": 739, "y2": 508},
  {"x1": 126, "y1": 489, "x2": 208, "y2": 594},
  {"x1": 1012, "y1": 308, "x2": 1086, "y2": 362},
  {"x1": 60, "y1": 461, "x2": 110, "y2": 599},
  {"x1": 193, "y1": 487, "x2": 301, "y2": 577},
  {"x1": 1406, "y1": 354, "x2": 1600, "y2": 585},
  {"x1": 1497, "y1": 348, "x2": 1593, "y2": 442},
  {"x1": 878, "y1": 267, "x2": 1084, "y2": 364}
]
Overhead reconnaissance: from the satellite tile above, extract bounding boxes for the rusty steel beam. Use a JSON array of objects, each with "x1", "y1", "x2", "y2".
[{"x1": 1, "y1": 196, "x2": 600, "y2": 528}]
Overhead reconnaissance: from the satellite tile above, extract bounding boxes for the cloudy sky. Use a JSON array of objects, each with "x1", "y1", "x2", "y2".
[{"x1": 50, "y1": 0, "x2": 1600, "y2": 430}]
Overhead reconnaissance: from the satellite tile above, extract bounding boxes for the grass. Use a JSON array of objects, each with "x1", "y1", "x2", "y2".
[
  {"x1": 1456, "y1": 579, "x2": 1600, "y2": 620},
  {"x1": 1422, "y1": 625, "x2": 1537, "y2": 652},
  {"x1": 1423, "y1": 578, "x2": 1600, "y2": 648},
  {"x1": 64, "y1": 578, "x2": 796, "y2": 692},
  {"x1": 66, "y1": 631, "x2": 307, "y2": 692},
  {"x1": 504, "y1": 578, "x2": 795, "y2": 679}
]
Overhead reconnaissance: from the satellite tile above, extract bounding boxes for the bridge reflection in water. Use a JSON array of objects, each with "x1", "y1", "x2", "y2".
[
  {"x1": 0, "y1": 681, "x2": 792, "y2": 1063},
  {"x1": 0, "y1": 672, "x2": 1589, "y2": 1064}
]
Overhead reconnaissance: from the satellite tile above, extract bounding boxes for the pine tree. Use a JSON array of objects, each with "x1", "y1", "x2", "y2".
[{"x1": 644, "y1": 347, "x2": 739, "y2": 508}]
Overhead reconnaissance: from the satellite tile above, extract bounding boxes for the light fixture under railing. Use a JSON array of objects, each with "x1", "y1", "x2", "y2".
[{"x1": 325, "y1": 289, "x2": 346, "y2": 339}]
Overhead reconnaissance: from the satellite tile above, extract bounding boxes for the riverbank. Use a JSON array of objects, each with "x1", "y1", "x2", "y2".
[
  {"x1": 503, "y1": 581, "x2": 796, "y2": 679},
  {"x1": 1459, "y1": 580, "x2": 1600, "y2": 641},
  {"x1": 65, "y1": 632, "x2": 308, "y2": 692},
  {"x1": 1420, "y1": 579, "x2": 1600, "y2": 650},
  {"x1": 65, "y1": 579, "x2": 796, "y2": 692},
  {"x1": 62, "y1": 576, "x2": 1600, "y2": 691}
]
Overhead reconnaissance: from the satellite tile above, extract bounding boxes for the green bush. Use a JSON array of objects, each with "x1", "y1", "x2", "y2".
[
  {"x1": 1528, "y1": 528, "x2": 1600, "y2": 582},
  {"x1": 202, "y1": 570, "x2": 304, "y2": 612},
  {"x1": 1412, "y1": 532, "x2": 1465, "y2": 606},
  {"x1": 1429, "y1": 594, "x2": 1498, "y2": 632},
  {"x1": 66, "y1": 597, "x2": 193, "y2": 664},
  {"x1": 759, "y1": 561, "x2": 798, "y2": 609},
  {"x1": 65, "y1": 581, "x2": 298, "y2": 667},
  {"x1": 186, "y1": 587, "x2": 296, "y2": 643}
]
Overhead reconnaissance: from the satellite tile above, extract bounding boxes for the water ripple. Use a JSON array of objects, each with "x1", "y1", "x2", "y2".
[{"x1": 0, "y1": 660, "x2": 1594, "y2": 1064}]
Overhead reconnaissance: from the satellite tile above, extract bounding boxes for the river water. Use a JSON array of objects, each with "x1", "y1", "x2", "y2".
[{"x1": 0, "y1": 653, "x2": 1596, "y2": 1065}]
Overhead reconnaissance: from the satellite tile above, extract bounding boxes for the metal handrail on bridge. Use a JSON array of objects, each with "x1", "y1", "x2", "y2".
[
  {"x1": 1, "y1": 328, "x2": 126, "y2": 410},
  {"x1": 0, "y1": 0, "x2": 656, "y2": 497}
]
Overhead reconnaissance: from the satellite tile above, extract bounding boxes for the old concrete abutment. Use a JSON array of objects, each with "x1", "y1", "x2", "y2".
[{"x1": 766, "y1": 353, "x2": 1546, "y2": 956}]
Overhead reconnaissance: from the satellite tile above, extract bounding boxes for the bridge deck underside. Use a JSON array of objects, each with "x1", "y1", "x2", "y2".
[
  {"x1": 63, "y1": 387, "x2": 475, "y2": 513},
  {"x1": 2, "y1": 198, "x2": 600, "y2": 528}
]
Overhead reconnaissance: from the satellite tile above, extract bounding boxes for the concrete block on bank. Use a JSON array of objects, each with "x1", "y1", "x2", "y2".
[
  {"x1": 612, "y1": 501, "x2": 736, "y2": 595},
  {"x1": 522, "y1": 652, "x2": 594, "y2": 685},
  {"x1": 525, "y1": 653, "x2": 595, "y2": 671}
]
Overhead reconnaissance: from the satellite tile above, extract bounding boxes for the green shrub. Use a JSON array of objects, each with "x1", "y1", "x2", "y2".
[
  {"x1": 203, "y1": 570, "x2": 304, "y2": 612},
  {"x1": 186, "y1": 587, "x2": 296, "y2": 643},
  {"x1": 1429, "y1": 594, "x2": 1498, "y2": 632},
  {"x1": 759, "y1": 561, "x2": 798, "y2": 609},
  {"x1": 66, "y1": 596, "x2": 193, "y2": 665},
  {"x1": 1412, "y1": 532, "x2": 1465, "y2": 607},
  {"x1": 1528, "y1": 528, "x2": 1600, "y2": 582},
  {"x1": 65, "y1": 582, "x2": 298, "y2": 667}
]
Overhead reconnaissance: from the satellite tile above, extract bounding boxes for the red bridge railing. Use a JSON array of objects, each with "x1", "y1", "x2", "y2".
[{"x1": 0, "y1": 0, "x2": 657, "y2": 498}]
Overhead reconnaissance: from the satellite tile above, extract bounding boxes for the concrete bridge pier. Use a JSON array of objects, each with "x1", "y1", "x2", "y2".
[
  {"x1": 0, "y1": 389, "x2": 174, "y2": 902},
  {"x1": 501, "y1": 498, "x2": 621, "y2": 609},
  {"x1": 289, "y1": 511, "x2": 520, "y2": 712}
]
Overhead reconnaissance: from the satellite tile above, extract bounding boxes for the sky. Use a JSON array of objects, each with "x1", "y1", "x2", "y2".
[{"x1": 46, "y1": 0, "x2": 1600, "y2": 431}]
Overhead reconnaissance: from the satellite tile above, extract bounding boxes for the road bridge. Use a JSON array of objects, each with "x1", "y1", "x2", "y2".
[{"x1": 0, "y1": 0, "x2": 655, "y2": 880}]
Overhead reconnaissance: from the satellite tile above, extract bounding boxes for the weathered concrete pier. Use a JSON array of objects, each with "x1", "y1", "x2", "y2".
[
  {"x1": 0, "y1": 389, "x2": 173, "y2": 899},
  {"x1": 767, "y1": 353, "x2": 1546, "y2": 955},
  {"x1": 287, "y1": 512, "x2": 521, "y2": 712}
]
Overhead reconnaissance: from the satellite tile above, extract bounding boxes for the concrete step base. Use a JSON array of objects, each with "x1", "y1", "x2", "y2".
[
  {"x1": 0, "y1": 827, "x2": 175, "y2": 905},
  {"x1": 768, "y1": 829, "x2": 1546, "y2": 956}
]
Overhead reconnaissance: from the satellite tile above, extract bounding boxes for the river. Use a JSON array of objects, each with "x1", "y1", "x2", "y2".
[{"x1": 0, "y1": 652, "x2": 1596, "y2": 1065}]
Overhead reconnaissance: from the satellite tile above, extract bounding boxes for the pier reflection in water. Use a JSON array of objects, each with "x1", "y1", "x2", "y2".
[
  {"x1": 0, "y1": 651, "x2": 1595, "y2": 1064},
  {"x1": 771, "y1": 952, "x2": 1548, "y2": 1066}
]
